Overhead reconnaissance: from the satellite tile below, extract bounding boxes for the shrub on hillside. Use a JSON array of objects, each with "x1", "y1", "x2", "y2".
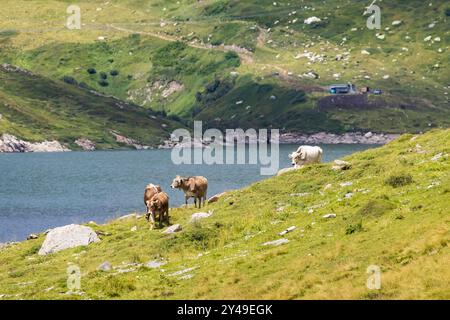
[
  {"x1": 358, "y1": 198, "x2": 395, "y2": 217},
  {"x1": 211, "y1": 39, "x2": 224, "y2": 46},
  {"x1": 206, "y1": 79, "x2": 221, "y2": 93},
  {"x1": 224, "y1": 51, "x2": 240, "y2": 67},
  {"x1": 62, "y1": 76, "x2": 78, "y2": 85},
  {"x1": 87, "y1": 68, "x2": 97, "y2": 74},
  {"x1": 99, "y1": 72, "x2": 108, "y2": 80},
  {"x1": 290, "y1": 91, "x2": 307, "y2": 105},
  {"x1": 110, "y1": 70, "x2": 119, "y2": 76},
  {"x1": 385, "y1": 174, "x2": 413, "y2": 188},
  {"x1": 346, "y1": 221, "x2": 363, "y2": 234},
  {"x1": 98, "y1": 79, "x2": 109, "y2": 87}
]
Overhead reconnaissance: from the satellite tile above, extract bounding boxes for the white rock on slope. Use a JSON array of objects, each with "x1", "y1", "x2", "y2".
[
  {"x1": 38, "y1": 224, "x2": 100, "y2": 255},
  {"x1": 163, "y1": 224, "x2": 182, "y2": 234},
  {"x1": 190, "y1": 211, "x2": 213, "y2": 222},
  {"x1": 262, "y1": 239, "x2": 289, "y2": 246},
  {"x1": 304, "y1": 16, "x2": 321, "y2": 24}
]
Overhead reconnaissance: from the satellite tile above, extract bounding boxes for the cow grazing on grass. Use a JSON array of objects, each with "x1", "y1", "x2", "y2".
[
  {"x1": 170, "y1": 175, "x2": 208, "y2": 208},
  {"x1": 146, "y1": 191, "x2": 169, "y2": 229},
  {"x1": 289, "y1": 145, "x2": 323, "y2": 168}
]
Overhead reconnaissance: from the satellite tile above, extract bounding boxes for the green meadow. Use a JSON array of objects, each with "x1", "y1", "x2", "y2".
[{"x1": 0, "y1": 129, "x2": 448, "y2": 299}]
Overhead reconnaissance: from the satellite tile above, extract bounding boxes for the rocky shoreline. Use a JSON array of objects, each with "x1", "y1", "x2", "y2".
[
  {"x1": 0, "y1": 134, "x2": 70, "y2": 153},
  {"x1": 159, "y1": 131, "x2": 400, "y2": 148},
  {"x1": 279, "y1": 131, "x2": 399, "y2": 145},
  {"x1": 0, "y1": 131, "x2": 399, "y2": 153}
]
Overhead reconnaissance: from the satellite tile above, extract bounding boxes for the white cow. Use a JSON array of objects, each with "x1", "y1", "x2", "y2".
[
  {"x1": 277, "y1": 145, "x2": 323, "y2": 176},
  {"x1": 289, "y1": 145, "x2": 323, "y2": 168}
]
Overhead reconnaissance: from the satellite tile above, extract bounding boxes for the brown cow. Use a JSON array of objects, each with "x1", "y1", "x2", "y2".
[
  {"x1": 170, "y1": 175, "x2": 208, "y2": 208},
  {"x1": 144, "y1": 183, "x2": 162, "y2": 213},
  {"x1": 146, "y1": 191, "x2": 169, "y2": 229}
]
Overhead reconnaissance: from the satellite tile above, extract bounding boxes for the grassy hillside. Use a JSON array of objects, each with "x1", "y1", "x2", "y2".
[
  {"x1": 0, "y1": 64, "x2": 183, "y2": 149},
  {"x1": 1, "y1": 0, "x2": 449, "y2": 141},
  {"x1": 0, "y1": 129, "x2": 448, "y2": 299}
]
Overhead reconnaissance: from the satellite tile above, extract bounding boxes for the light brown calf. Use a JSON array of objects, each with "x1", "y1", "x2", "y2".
[
  {"x1": 144, "y1": 183, "x2": 161, "y2": 212},
  {"x1": 170, "y1": 175, "x2": 208, "y2": 208},
  {"x1": 146, "y1": 191, "x2": 169, "y2": 229}
]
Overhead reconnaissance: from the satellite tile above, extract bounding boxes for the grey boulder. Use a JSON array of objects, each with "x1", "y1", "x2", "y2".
[{"x1": 38, "y1": 224, "x2": 100, "y2": 255}]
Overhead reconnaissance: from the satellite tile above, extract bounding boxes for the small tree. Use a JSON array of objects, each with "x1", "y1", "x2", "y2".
[{"x1": 98, "y1": 79, "x2": 109, "y2": 87}]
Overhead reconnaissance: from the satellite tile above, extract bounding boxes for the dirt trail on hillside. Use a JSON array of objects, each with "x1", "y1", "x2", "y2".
[
  {"x1": 108, "y1": 24, "x2": 321, "y2": 91},
  {"x1": 108, "y1": 24, "x2": 254, "y2": 63}
]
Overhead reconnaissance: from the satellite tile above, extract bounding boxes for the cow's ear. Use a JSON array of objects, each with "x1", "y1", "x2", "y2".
[
  {"x1": 288, "y1": 153, "x2": 293, "y2": 159},
  {"x1": 300, "y1": 151, "x2": 306, "y2": 160}
]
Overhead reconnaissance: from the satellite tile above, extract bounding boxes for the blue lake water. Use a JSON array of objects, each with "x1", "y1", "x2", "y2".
[{"x1": 0, "y1": 144, "x2": 377, "y2": 242}]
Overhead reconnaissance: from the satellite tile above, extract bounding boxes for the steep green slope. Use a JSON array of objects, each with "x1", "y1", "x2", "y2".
[
  {"x1": 1, "y1": 0, "x2": 449, "y2": 139},
  {"x1": 0, "y1": 129, "x2": 448, "y2": 299},
  {"x1": 0, "y1": 64, "x2": 183, "y2": 149}
]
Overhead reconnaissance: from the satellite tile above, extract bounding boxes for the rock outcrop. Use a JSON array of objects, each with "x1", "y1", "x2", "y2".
[
  {"x1": 0, "y1": 134, "x2": 70, "y2": 153},
  {"x1": 207, "y1": 192, "x2": 227, "y2": 203},
  {"x1": 75, "y1": 138, "x2": 96, "y2": 151},
  {"x1": 38, "y1": 224, "x2": 100, "y2": 255},
  {"x1": 97, "y1": 261, "x2": 112, "y2": 272},
  {"x1": 332, "y1": 159, "x2": 352, "y2": 171},
  {"x1": 110, "y1": 131, "x2": 149, "y2": 150}
]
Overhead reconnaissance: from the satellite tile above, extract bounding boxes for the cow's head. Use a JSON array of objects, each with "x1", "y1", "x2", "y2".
[
  {"x1": 288, "y1": 147, "x2": 305, "y2": 166},
  {"x1": 150, "y1": 198, "x2": 161, "y2": 210},
  {"x1": 170, "y1": 175, "x2": 185, "y2": 189}
]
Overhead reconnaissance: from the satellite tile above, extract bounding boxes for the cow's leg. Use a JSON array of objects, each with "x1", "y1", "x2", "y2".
[
  {"x1": 149, "y1": 212, "x2": 156, "y2": 230},
  {"x1": 165, "y1": 208, "x2": 170, "y2": 224},
  {"x1": 158, "y1": 211, "x2": 163, "y2": 228},
  {"x1": 185, "y1": 196, "x2": 188, "y2": 208},
  {"x1": 194, "y1": 197, "x2": 197, "y2": 208}
]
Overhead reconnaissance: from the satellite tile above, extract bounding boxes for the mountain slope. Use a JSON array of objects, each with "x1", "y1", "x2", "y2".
[
  {"x1": 1, "y1": 0, "x2": 449, "y2": 139},
  {"x1": 0, "y1": 64, "x2": 183, "y2": 149},
  {"x1": 0, "y1": 129, "x2": 448, "y2": 299}
]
